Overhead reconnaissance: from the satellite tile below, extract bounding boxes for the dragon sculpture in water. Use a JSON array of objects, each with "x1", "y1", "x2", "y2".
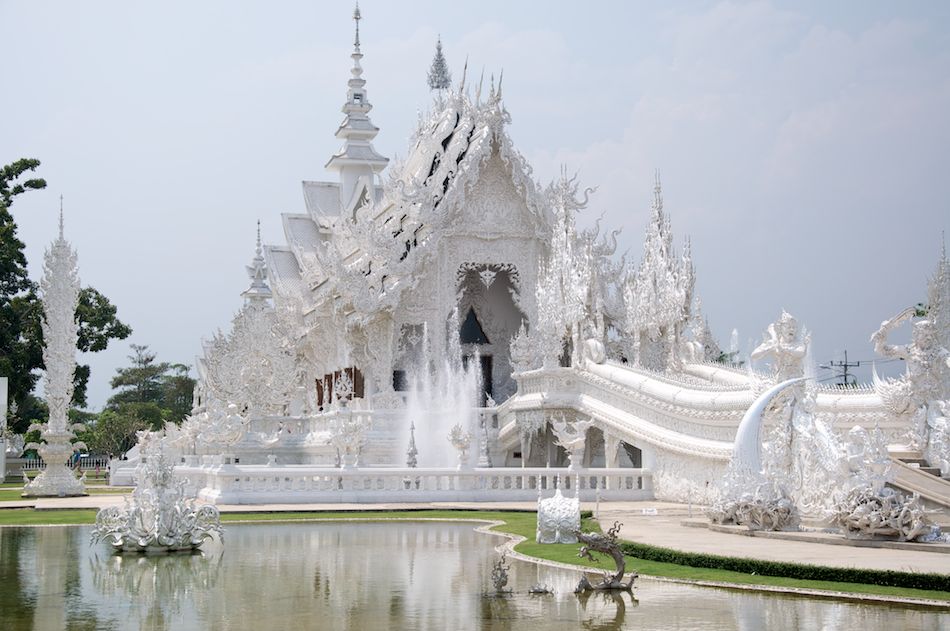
[{"x1": 573, "y1": 521, "x2": 636, "y2": 592}]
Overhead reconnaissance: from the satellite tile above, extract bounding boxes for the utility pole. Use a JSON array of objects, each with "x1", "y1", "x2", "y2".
[{"x1": 825, "y1": 350, "x2": 861, "y2": 387}]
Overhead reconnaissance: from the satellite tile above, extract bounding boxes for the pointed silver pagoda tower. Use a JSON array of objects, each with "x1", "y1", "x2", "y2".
[
  {"x1": 241, "y1": 220, "x2": 272, "y2": 307},
  {"x1": 23, "y1": 204, "x2": 86, "y2": 497},
  {"x1": 325, "y1": 3, "x2": 389, "y2": 209}
]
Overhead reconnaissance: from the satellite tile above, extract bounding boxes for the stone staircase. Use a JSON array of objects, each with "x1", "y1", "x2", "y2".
[
  {"x1": 896, "y1": 455, "x2": 944, "y2": 478},
  {"x1": 888, "y1": 449, "x2": 950, "y2": 515}
]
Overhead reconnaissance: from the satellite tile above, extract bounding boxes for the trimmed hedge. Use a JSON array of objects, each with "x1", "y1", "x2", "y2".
[{"x1": 620, "y1": 542, "x2": 950, "y2": 592}]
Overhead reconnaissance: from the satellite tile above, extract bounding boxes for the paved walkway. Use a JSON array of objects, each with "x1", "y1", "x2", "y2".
[{"x1": 4, "y1": 495, "x2": 949, "y2": 575}]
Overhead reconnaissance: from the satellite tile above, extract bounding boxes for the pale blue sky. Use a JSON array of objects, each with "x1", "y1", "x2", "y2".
[{"x1": 3, "y1": 1, "x2": 948, "y2": 408}]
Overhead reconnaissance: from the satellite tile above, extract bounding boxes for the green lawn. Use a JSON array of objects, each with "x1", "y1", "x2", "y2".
[
  {"x1": 0, "y1": 509, "x2": 97, "y2": 525},
  {"x1": 0, "y1": 487, "x2": 131, "y2": 502},
  {"x1": 0, "y1": 508, "x2": 947, "y2": 602}
]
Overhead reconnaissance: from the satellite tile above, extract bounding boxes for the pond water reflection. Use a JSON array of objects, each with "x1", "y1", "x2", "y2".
[{"x1": 0, "y1": 522, "x2": 946, "y2": 630}]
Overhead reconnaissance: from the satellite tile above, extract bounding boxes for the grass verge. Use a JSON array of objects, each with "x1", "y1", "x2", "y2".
[
  {"x1": 0, "y1": 508, "x2": 947, "y2": 602},
  {"x1": 0, "y1": 487, "x2": 131, "y2": 502}
]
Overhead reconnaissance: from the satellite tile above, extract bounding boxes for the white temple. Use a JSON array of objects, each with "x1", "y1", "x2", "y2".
[{"x1": 135, "y1": 9, "x2": 950, "y2": 511}]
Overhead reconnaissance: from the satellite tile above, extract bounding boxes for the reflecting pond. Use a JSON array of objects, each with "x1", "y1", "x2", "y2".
[{"x1": 0, "y1": 522, "x2": 947, "y2": 630}]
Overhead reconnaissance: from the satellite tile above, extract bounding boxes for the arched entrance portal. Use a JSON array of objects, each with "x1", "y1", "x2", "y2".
[{"x1": 455, "y1": 263, "x2": 525, "y2": 404}]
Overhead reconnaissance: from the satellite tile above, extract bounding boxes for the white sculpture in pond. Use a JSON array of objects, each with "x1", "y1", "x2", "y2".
[{"x1": 92, "y1": 431, "x2": 222, "y2": 552}]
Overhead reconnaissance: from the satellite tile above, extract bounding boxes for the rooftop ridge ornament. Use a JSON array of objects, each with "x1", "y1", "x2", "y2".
[
  {"x1": 353, "y1": 2, "x2": 361, "y2": 51},
  {"x1": 652, "y1": 169, "x2": 663, "y2": 217},
  {"x1": 458, "y1": 56, "x2": 468, "y2": 95},
  {"x1": 427, "y1": 36, "x2": 451, "y2": 91}
]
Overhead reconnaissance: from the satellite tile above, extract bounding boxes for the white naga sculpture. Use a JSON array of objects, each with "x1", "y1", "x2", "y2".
[
  {"x1": 536, "y1": 476, "x2": 580, "y2": 544},
  {"x1": 23, "y1": 212, "x2": 86, "y2": 498},
  {"x1": 92, "y1": 431, "x2": 222, "y2": 552}
]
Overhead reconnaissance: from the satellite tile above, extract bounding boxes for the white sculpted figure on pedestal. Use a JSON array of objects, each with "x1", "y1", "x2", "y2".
[
  {"x1": 751, "y1": 311, "x2": 809, "y2": 383},
  {"x1": 447, "y1": 422, "x2": 472, "y2": 469},
  {"x1": 536, "y1": 476, "x2": 580, "y2": 544},
  {"x1": 872, "y1": 307, "x2": 950, "y2": 450},
  {"x1": 549, "y1": 414, "x2": 593, "y2": 471},
  {"x1": 23, "y1": 214, "x2": 85, "y2": 498},
  {"x1": 92, "y1": 431, "x2": 222, "y2": 552},
  {"x1": 328, "y1": 413, "x2": 366, "y2": 469},
  {"x1": 750, "y1": 311, "x2": 810, "y2": 488}
]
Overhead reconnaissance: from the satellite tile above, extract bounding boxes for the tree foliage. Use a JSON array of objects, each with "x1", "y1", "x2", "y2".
[
  {"x1": 78, "y1": 345, "x2": 196, "y2": 456},
  {"x1": 0, "y1": 159, "x2": 47, "y2": 208},
  {"x1": 79, "y1": 408, "x2": 148, "y2": 457},
  {"x1": 107, "y1": 344, "x2": 196, "y2": 426}
]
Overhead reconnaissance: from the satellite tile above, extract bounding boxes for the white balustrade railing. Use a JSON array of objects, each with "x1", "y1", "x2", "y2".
[
  {"x1": 19, "y1": 455, "x2": 110, "y2": 472},
  {"x1": 175, "y1": 462, "x2": 652, "y2": 505}
]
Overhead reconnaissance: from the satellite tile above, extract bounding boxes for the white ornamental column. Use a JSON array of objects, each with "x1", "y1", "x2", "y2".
[
  {"x1": 0, "y1": 377, "x2": 7, "y2": 483},
  {"x1": 23, "y1": 210, "x2": 85, "y2": 497}
]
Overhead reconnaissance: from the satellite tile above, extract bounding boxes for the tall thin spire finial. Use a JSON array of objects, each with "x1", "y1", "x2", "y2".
[
  {"x1": 353, "y1": 2, "x2": 361, "y2": 51},
  {"x1": 58, "y1": 194, "x2": 64, "y2": 238},
  {"x1": 652, "y1": 169, "x2": 663, "y2": 215},
  {"x1": 458, "y1": 56, "x2": 468, "y2": 95},
  {"x1": 256, "y1": 219, "x2": 262, "y2": 255}
]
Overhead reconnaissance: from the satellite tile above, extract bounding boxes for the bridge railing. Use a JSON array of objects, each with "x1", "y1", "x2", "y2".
[{"x1": 175, "y1": 462, "x2": 652, "y2": 505}]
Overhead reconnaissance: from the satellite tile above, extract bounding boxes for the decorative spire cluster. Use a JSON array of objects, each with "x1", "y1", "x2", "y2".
[
  {"x1": 623, "y1": 172, "x2": 695, "y2": 371},
  {"x1": 325, "y1": 3, "x2": 389, "y2": 208}
]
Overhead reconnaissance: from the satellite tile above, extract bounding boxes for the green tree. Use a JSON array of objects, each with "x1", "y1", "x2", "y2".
[
  {"x1": 79, "y1": 408, "x2": 147, "y2": 457},
  {"x1": 0, "y1": 159, "x2": 45, "y2": 430},
  {"x1": 106, "y1": 344, "x2": 196, "y2": 427},
  {"x1": 109, "y1": 344, "x2": 170, "y2": 407},
  {"x1": 0, "y1": 158, "x2": 132, "y2": 432},
  {"x1": 0, "y1": 159, "x2": 47, "y2": 207}
]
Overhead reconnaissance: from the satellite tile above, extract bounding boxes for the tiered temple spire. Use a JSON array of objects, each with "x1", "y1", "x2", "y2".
[
  {"x1": 325, "y1": 3, "x2": 389, "y2": 209},
  {"x1": 241, "y1": 220, "x2": 272, "y2": 306}
]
